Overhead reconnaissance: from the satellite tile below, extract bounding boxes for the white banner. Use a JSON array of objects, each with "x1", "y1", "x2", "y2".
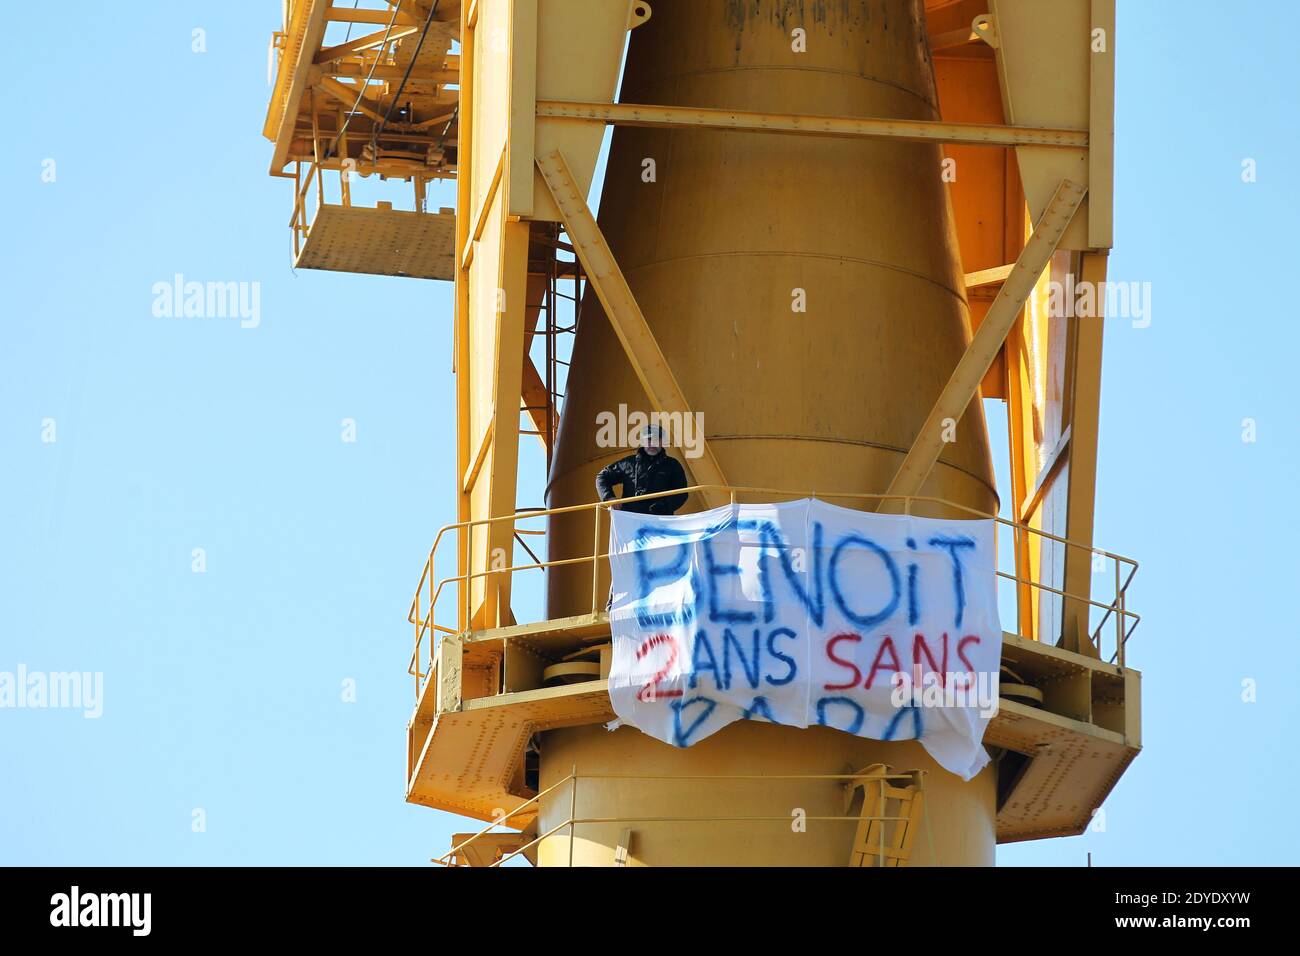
[{"x1": 606, "y1": 499, "x2": 1001, "y2": 779}]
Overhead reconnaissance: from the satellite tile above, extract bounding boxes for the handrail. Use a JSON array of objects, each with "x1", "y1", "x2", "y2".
[
  {"x1": 289, "y1": 157, "x2": 325, "y2": 259},
  {"x1": 407, "y1": 483, "x2": 1141, "y2": 698},
  {"x1": 433, "y1": 768, "x2": 930, "y2": 868},
  {"x1": 435, "y1": 771, "x2": 576, "y2": 866}
]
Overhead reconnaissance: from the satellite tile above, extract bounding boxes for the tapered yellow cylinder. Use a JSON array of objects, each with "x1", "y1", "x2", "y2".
[{"x1": 542, "y1": 0, "x2": 998, "y2": 866}]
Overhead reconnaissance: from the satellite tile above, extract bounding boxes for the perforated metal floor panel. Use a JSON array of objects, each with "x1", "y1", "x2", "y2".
[{"x1": 296, "y1": 204, "x2": 455, "y2": 280}]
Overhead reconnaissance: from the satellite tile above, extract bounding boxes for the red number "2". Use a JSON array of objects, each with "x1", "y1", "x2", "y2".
[{"x1": 636, "y1": 633, "x2": 683, "y2": 703}]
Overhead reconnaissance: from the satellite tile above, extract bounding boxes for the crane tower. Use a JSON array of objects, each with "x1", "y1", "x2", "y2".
[{"x1": 262, "y1": 0, "x2": 1141, "y2": 867}]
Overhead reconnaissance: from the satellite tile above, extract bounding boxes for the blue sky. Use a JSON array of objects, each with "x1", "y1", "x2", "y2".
[{"x1": 2, "y1": 2, "x2": 1297, "y2": 866}]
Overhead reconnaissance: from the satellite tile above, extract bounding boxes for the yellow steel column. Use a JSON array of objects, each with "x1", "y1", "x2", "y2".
[
  {"x1": 1059, "y1": 250, "x2": 1108, "y2": 654},
  {"x1": 481, "y1": 218, "x2": 530, "y2": 627},
  {"x1": 453, "y1": 0, "x2": 477, "y2": 632}
]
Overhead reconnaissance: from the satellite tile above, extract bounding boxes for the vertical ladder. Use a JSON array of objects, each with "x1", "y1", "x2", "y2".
[{"x1": 844, "y1": 764, "x2": 927, "y2": 867}]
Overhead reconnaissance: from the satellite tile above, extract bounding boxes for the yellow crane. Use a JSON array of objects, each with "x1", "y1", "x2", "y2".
[{"x1": 263, "y1": 0, "x2": 1140, "y2": 866}]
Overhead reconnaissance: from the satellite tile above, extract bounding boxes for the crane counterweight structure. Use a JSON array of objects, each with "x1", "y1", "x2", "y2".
[{"x1": 263, "y1": 0, "x2": 1140, "y2": 867}]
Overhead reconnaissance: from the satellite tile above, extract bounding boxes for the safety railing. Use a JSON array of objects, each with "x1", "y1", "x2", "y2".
[
  {"x1": 288, "y1": 84, "x2": 444, "y2": 260},
  {"x1": 432, "y1": 767, "x2": 933, "y2": 868},
  {"x1": 406, "y1": 484, "x2": 1141, "y2": 700},
  {"x1": 289, "y1": 155, "x2": 325, "y2": 260}
]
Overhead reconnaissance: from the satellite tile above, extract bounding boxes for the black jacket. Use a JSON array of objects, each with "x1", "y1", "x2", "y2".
[{"x1": 595, "y1": 449, "x2": 689, "y2": 515}]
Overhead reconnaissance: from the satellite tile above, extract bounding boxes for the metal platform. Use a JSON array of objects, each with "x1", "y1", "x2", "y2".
[
  {"x1": 294, "y1": 204, "x2": 455, "y2": 280},
  {"x1": 406, "y1": 615, "x2": 1141, "y2": 844}
]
